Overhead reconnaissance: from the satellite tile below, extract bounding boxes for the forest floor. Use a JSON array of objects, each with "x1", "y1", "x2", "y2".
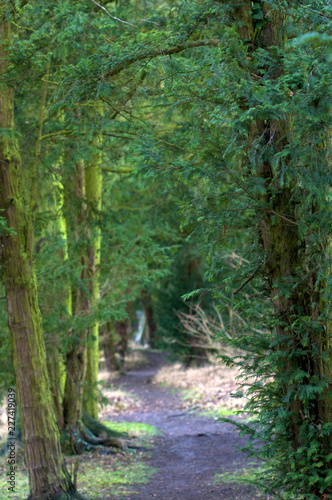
[
  {"x1": 100, "y1": 348, "x2": 268, "y2": 500},
  {"x1": 0, "y1": 349, "x2": 271, "y2": 499}
]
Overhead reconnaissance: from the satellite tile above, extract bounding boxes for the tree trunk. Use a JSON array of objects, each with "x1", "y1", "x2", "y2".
[
  {"x1": 0, "y1": 17, "x2": 83, "y2": 500},
  {"x1": 102, "y1": 322, "x2": 120, "y2": 372},
  {"x1": 235, "y1": 0, "x2": 332, "y2": 490},
  {"x1": 116, "y1": 318, "x2": 131, "y2": 368},
  {"x1": 45, "y1": 174, "x2": 72, "y2": 431},
  {"x1": 142, "y1": 292, "x2": 157, "y2": 347},
  {"x1": 63, "y1": 161, "x2": 90, "y2": 435},
  {"x1": 47, "y1": 340, "x2": 66, "y2": 432},
  {"x1": 62, "y1": 157, "x2": 120, "y2": 453},
  {"x1": 83, "y1": 137, "x2": 102, "y2": 420}
]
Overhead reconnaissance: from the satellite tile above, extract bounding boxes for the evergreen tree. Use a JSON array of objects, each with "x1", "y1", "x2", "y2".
[
  {"x1": 136, "y1": 1, "x2": 332, "y2": 496},
  {"x1": 0, "y1": 4, "x2": 85, "y2": 498}
]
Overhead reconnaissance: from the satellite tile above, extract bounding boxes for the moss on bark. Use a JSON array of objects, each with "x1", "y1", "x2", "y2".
[
  {"x1": 83, "y1": 132, "x2": 103, "y2": 420},
  {"x1": 234, "y1": 0, "x2": 332, "y2": 485},
  {"x1": 0, "y1": 16, "x2": 86, "y2": 500}
]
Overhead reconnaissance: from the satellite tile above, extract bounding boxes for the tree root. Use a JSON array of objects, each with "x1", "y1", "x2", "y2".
[
  {"x1": 82, "y1": 410, "x2": 128, "y2": 439},
  {"x1": 60, "y1": 422, "x2": 123, "y2": 455},
  {"x1": 80, "y1": 426, "x2": 123, "y2": 449}
]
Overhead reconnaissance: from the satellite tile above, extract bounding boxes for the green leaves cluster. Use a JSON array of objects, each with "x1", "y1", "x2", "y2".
[{"x1": 0, "y1": 0, "x2": 331, "y2": 497}]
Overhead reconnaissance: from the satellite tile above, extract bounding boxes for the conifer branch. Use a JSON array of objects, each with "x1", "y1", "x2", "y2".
[
  {"x1": 40, "y1": 130, "x2": 73, "y2": 140},
  {"x1": 106, "y1": 39, "x2": 221, "y2": 78},
  {"x1": 266, "y1": 209, "x2": 298, "y2": 226},
  {"x1": 102, "y1": 167, "x2": 134, "y2": 174},
  {"x1": 233, "y1": 267, "x2": 261, "y2": 295},
  {"x1": 89, "y1": 0, "x2": 136, "y2": 26},
  {"x1": 101, "y1": 70, "x2": 146, "y2": 119},
  {"x1": 26, "y1": 60, "x2": 50, "y2": 260}
]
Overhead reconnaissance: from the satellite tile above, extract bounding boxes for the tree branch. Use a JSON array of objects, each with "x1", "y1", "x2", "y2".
[
  {"x1": 102, "y1": 167, "x2": 134, "y2": 174},
  {"x1": 89, "y1": 0, "x2": 136, "y2": 26},
  {"x1": 106, "y1": 39, "x2": 221, "y2": 78},
  {"x1": 40, "y1": 130, "x2": 73, "y2": 140},
  {"x1": 233, "y1": 266, "x2": 262, "y2": 295}
]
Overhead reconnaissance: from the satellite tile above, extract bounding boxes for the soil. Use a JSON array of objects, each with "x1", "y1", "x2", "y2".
[{"x1": 104, "y1": 351, "x2": 264, "y2": 500}]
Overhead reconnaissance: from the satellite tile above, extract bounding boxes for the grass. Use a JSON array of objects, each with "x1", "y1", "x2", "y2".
[
  {"x1": 214, "y1": 464, "x2": 259, "y2": 485},
  {"x1": 102, "y1": 420, "x2": 160, "y2": 438},
  {"x1": 200, "y1": 406, "x2": 238, "y2": 418},
  {"x1": 179, "y1": 388, "x2": 239, "y2": 418},
  {"x1": 76, "y1": 454, "x2": 157, "y2": 498},
  {"x1": 0, "y1": 420, "x2": 159, "y2": 500},
  {"x1": 214, "y1": 463, "x2": 267, "y2": 499}
]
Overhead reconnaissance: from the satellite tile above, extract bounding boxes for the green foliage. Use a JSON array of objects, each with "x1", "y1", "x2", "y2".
[
  {"x1": 78, "y1": 460, "x2": 157, "y2": 498},
  {"x1": 0, "y1": 0, "x2": 331, "y2": 498},
  {"x1": 153, "y1": 239, "x2": 210, "y2": 362},
  {"x1": 102, "y1": 421, "x2": 160, "y2": 438},
  {"x1": 129, "y1": 1, "x2": 332, "y2": 498}
]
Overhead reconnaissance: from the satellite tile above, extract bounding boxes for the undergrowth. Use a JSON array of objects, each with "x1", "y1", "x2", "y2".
[{"x1": 0, "y1": 421, "x2": 159, "y2": 499}]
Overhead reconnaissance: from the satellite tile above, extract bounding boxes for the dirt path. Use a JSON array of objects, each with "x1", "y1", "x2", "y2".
[{"x1": 105, "y1": 351, "x2": 261, "y2": 500}]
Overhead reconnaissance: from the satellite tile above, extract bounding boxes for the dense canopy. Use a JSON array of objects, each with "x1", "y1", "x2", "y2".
[{"x1": 0, "y1": 0, "x2": 331, "y2": 499}]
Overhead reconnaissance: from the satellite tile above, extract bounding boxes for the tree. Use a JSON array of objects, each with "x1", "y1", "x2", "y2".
[
  {"x1": 0, "y1": 5, "x2": 86, "y2": 499},
  {"x1": 1, "y1": 0, "x2": 330, "y2": 497},
  {"x1": 105, "y1": 0, "x2": 331, "y2": 496},
  {"x1": 83, "y1": 122, "x2": 103, "y2": 420},
  {"x1": 141, "y1": 1, "x2": 332, "y2": 496}
]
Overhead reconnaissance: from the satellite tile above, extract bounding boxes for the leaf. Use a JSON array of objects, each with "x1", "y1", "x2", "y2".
[
  {"x1": 230, "y1": 391, "x2": 244, "y2": 398},
  {"x1": 255, "y1": 20, "x2": 266, "y2": 30}
]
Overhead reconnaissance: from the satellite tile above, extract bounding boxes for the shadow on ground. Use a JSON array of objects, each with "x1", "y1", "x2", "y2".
[{"x1": 104, "y1": 351, "x2": 264, "y2": 500}]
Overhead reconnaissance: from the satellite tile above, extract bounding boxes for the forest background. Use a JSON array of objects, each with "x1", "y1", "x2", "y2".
[{"x1": 0, "y1": 0, "x2": 331, "y2": 499}]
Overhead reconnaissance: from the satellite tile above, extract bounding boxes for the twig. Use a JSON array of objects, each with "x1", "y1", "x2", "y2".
[
  {"x1": 40, "y1": 129, "x2": 73, "y2": 140},
  {"x1": 301, "y1": 5, "x2": 332, "y2": 20},
  {"x1": 138, "y1": 19, "x2": 159, "y2": 25},
  {"x1": 102, "y1": 167, "x2": 134, "y2": 174},
  {"x1": 89, "y1": 0, "x2": 136, "y2": 26},
  {"x1": 233, "y1": 266, "x2": 262, "y2": 295},
  {"x1": 266, "y1": 208, "x2": 298, "y2": 226}
]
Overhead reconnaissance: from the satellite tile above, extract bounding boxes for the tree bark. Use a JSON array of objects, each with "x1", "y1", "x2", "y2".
[
  {"x1": 0, "y1": 16, "x2": 82, "y2": 500},
  {"x1": 63, "y1": 160, "x2": 90, "y2": 434},
  {"x1": 45, "y1": 174, "x2": 72, "y2": 431},
  {"x1": 142, "y1": 292, "x2": 157, "y2": 347},
  {"x1": 234, "y1": 0, "x2": 332, "y2": 486},
  {"x1": 83, "y1": 133, "x2": 102, "y2": 420}
]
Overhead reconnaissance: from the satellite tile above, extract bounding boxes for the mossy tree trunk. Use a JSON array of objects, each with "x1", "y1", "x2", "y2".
[
  {"x1": 63, "y1": 160, "x2": 90, "y2": 437},
  {"x1": 62, "y1": 159, "x2": 119, "y2": 453},
  {"x1": 46, "y1": 175, "x2": 72, "y2": 431},
  {"x1": 0, "y1": 16, "x2": 82, "y2": 500},
  {"x1": 234, "y1": 0, "x2": 332, "y2": 488},
  {"x1": 116, "y1": 297, "x2": 132, "y2": 368},
  {"x1": 83, "y1": 136, "x2": 102, "y2": 420}
]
